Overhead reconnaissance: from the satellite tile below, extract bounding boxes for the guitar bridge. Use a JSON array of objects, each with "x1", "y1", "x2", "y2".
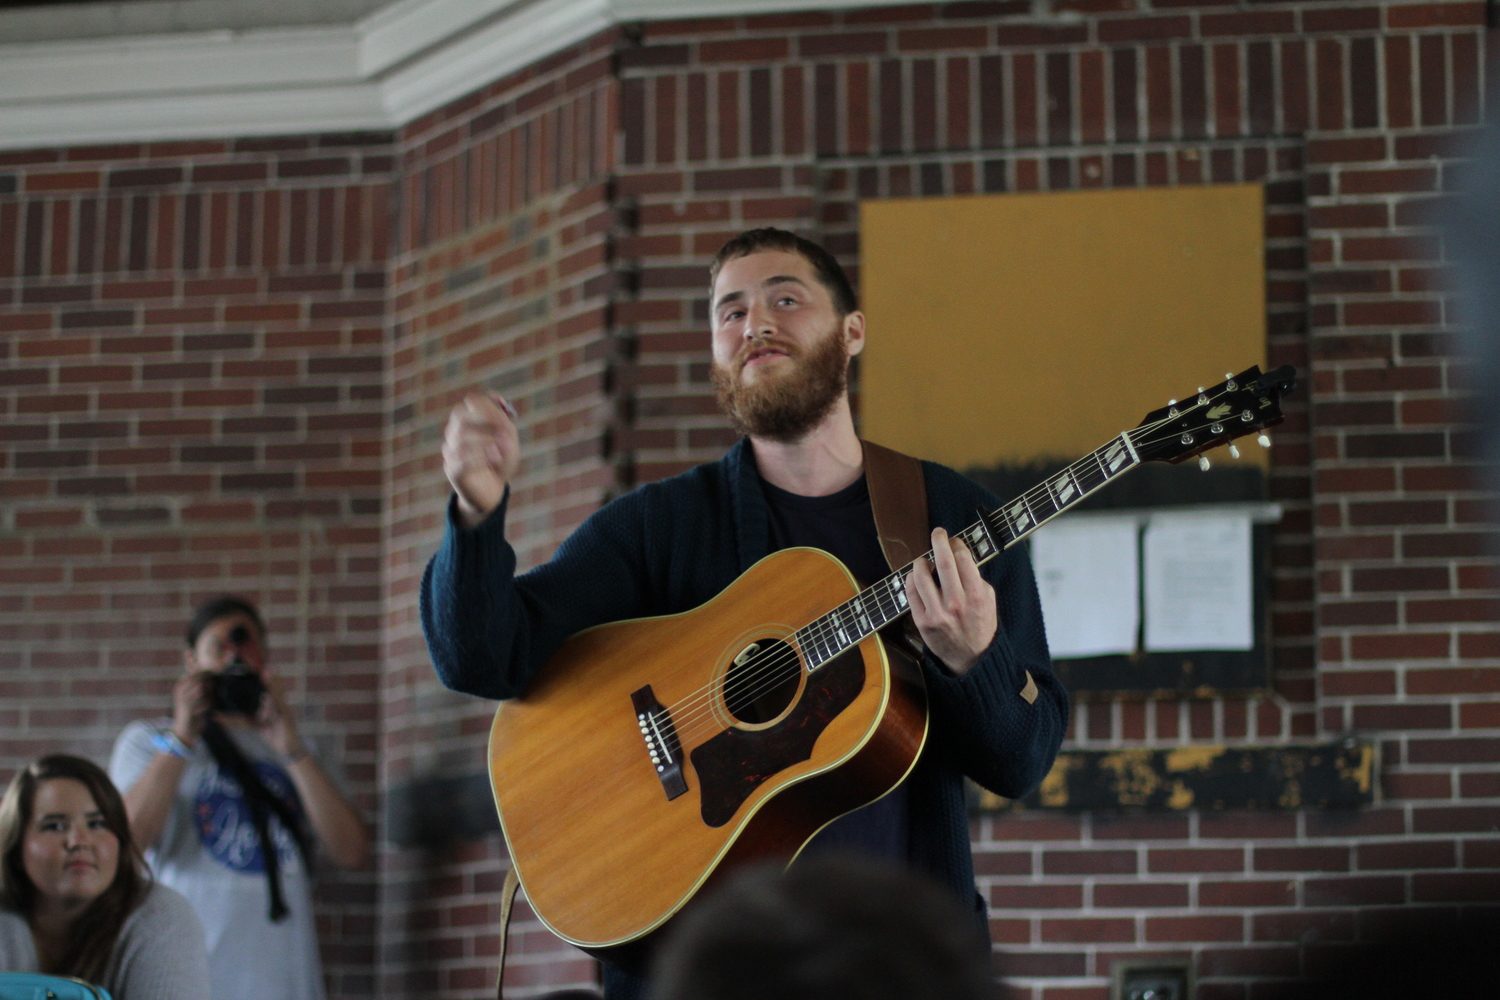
[{"x1": 631, "y1": 684, "x2": 687, "y2": 801}]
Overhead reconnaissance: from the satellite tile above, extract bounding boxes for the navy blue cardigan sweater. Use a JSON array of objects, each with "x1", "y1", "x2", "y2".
[{"x1": 421, "y1": 438, "x2": 1069, "y2": 920}]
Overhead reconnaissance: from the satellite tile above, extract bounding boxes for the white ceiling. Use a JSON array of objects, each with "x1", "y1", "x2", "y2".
[{"x1": 0, "y1": 0, "x2": 908, "y2": 150}]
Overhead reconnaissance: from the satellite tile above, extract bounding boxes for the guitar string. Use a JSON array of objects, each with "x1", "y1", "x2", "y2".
[
  {"x1": 657, "y1": 401, "x2": 1246, "y2": 748},
  {"x1": 662, "y1": 399, "x2": 1250, "y2": 746},
  {"x1": 655, "y1": 393, "x2": 1263, "y2": 748}
]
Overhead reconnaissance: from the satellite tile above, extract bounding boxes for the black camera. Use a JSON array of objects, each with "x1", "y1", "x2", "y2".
[{"x1": 211, "y1": 624, "x2": 266, "y2": 716}]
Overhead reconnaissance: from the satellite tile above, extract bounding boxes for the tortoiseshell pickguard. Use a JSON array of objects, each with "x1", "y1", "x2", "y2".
[{"x1": 690, "y1": 648, "x2": 866, "y2": 829}]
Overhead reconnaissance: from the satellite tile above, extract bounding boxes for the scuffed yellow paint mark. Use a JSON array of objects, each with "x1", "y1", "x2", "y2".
[
  {"x1": 1165, "y1": 746, "x2": 1224, "y2": 772},
  {"x1": 1100, "y1": 749, "x2": 1160, "y2": 806},
  {"x1": 1167, "y1": 781, "x2": 1194, "y2": 809},
  {"x1": 1038, "y1": 755, "x2": 1082, "y2": 807},
  {"x1": 1336, "y1": 744, "x2": 1374, "y2": 794},
  {"x1": 973, "y1": 788, "x2": 1007, "y2": 811}
]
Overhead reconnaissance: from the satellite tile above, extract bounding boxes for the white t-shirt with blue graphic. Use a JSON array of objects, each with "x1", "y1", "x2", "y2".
[{"x1": 112, "y1": 719, "x2": 324, "y2": 1000}]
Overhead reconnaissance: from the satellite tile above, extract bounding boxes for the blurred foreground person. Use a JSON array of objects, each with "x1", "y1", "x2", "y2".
[
  {"x1": 0, "y1": 755, "x2": 211, "y2": 999},
  {"x1": 1449, "y1": 82, "x2": 1500, "y2": 510},
  {"x1": 1301, "y1": 906, "x2": 1498, "y2": 1000},
  {"x1": 650, "y1": 856, "x2": 998, "y2": 1000},
  {"x1": 110, "y1": 595, "x2": 370, "y2": 1000}
]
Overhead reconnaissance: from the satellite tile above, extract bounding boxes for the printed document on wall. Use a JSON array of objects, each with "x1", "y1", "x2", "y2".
[
  {"x1": 1143, "y1": 512, "x2": 1253, "y2": 652},
  {"x1": 1031, "y1": 516, "x2": 1140, "y2": 659}
]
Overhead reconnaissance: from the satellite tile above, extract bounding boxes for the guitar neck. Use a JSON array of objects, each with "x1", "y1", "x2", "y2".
[{"x1": 796, "y1": 430, "x2": 1142, "y2": 670}]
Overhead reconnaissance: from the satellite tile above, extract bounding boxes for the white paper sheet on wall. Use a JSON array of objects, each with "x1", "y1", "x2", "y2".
[
  {"x1": 1030, "y1": 516, "x2": 1140, "y2": 659},
  {"x1": 1143, "y1": 512, "x2": 1254, "y2": 652}
]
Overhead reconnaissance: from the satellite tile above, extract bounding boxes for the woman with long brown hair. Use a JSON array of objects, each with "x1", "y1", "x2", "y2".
[{"x1": 0, "y1": 754, "x2": 211, "y2": 998}]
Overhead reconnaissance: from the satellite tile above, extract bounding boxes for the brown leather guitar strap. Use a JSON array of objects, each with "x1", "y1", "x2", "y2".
[
  {"x1": 862, "y1": 439, "x2": 930, "y2": 575},
  {"x1": 862, "y1": 439, "x2": 930, "y2": 663}
]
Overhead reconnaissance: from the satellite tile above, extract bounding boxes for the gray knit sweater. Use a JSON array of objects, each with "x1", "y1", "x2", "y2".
[{"x1": 0, "y1": 883, "x2": 213, "y2": 999}]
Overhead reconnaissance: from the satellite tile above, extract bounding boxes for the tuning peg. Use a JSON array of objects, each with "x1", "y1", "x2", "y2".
[
  {"x1": 1229, "y1": 443, "x2": 1240, "y2": 459},
  {"x1": 1257, "y1": 433, "x2": 1271, "y2": 448},
  {"x1": 1168, "y1": 399, "x2": 1177, "y2": 406},
  {"x1": 1199, "y1": 456, "x2": 1211, "y2": 471},
  {"x1": 1225, "y1": 372, "x2": 1233, "y2": 379},
  {"x1": 1198, "y1": 387, "x2": 1205, "y2": 393}
]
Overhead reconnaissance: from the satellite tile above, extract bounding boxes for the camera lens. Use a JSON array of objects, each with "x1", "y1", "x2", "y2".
[{"x1": 229, "y1": 624, "x2": 250, "y2": 645}]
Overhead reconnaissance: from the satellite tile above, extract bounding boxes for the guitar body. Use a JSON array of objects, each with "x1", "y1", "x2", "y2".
[{"x1": 488, "y1": 546, "x2": 929, "y2": 952}]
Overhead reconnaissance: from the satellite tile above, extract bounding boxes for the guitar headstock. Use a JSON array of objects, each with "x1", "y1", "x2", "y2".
[{"x1": 1131, "y1": 365, "x2": 1298, "y2": 465}]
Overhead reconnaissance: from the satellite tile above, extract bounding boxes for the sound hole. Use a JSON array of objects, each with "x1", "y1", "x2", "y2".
[{"x1": 723, "y1": 637, "x2": 802, "y2": 724}]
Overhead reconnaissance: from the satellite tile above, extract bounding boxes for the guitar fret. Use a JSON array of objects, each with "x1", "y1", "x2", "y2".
[
  {"x1": 970, "y1": 518, "x2": 997, "y2": 562},
  {"x1": 1027, "y1": 485, "x2": 1056, "y2": 522},
  {"x1": 799, "y1": 623, "x2": 824, "y2": 669},
  {"x1": 881, "y1": 581, "x2": 902, "y2": 621},
  {"x1": 1029, "y1": 491, "x2": 1050, "y2": 526},
  {"x1": 1049, "y1": 468, "x2": 1079, "y2": 507},
  {"x1": 1007, "y1": 497, "x2": 1032, "y2": 535},
  {"x1": 999, "y1": 506, "x2": 1021, "y2": 544}
]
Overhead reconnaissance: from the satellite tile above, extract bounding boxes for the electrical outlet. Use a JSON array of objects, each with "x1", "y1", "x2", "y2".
[{"x1": 1112, "y1": 960, "x2": 1192, "y2": 1000}]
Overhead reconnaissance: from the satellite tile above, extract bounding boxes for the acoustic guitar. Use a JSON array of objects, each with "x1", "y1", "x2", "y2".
[{"x1": 487, "y1": 364, "x2": 1298, "y2": 958}]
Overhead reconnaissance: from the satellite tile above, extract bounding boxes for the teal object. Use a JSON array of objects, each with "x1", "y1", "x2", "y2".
[{"x1": 0, "y1": 974, "x2": 113, "y2": 1000}]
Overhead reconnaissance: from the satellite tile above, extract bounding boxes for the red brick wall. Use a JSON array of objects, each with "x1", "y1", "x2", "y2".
[
  {"x1": 381, "y1": 32, "x2": 620, "y2": 997},
  {"x1": 0, "y1": 134, "x2": 394, "y2": 997},
  {"x1": 2, "y1": 2, "x2": 1495, "y2": 998}
]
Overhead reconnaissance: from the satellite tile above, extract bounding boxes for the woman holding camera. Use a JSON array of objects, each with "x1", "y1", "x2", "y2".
[
  {"x1": 109, "y1": 596, "x2": 370, "y2": 1000},
  {"x1": 0, "y1": 754, "x2": 212, "y2": 998}
]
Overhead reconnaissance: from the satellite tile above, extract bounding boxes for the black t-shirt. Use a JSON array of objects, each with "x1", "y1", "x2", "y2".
[{"x1": 761, "y1": 474, "x2": 910, "y2": 862}]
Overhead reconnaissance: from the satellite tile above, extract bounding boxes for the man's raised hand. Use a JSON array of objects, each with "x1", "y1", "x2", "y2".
[{"x1": 442, "y1": 391, "x2": 520, "y2": 528}]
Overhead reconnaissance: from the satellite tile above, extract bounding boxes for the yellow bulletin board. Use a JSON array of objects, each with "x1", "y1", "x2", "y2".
[{"x1": 859, "y1": 185, "x2": 1267, "y2": 469}]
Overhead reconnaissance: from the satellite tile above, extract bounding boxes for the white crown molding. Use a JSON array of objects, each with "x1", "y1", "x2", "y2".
[
  {"x1": 612, "y1": 0, "x2": 903, "y2": 15},
  {"x1": 0, "y1": 0, "x2": 901, "y2": 152},
  {"x1": 376, "y1": 0, "x2": 616, "y2": 125},
  {"x1": 0, "y1": 29, "x2": 362, "y2": 106}
]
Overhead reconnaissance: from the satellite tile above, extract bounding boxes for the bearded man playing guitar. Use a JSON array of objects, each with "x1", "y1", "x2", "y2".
[{"x1": 423, "y1": 228, "x2": 1070, "y2": 999}]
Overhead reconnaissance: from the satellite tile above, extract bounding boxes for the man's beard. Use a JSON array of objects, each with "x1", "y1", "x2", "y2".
[{"x1": 710, "y1": 325, "x2": 850, "y2": 444}]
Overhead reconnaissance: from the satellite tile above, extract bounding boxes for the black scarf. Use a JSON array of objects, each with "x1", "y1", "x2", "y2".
[{"x1": 200, "y1": 719, "x2": 311, "y2": 921}]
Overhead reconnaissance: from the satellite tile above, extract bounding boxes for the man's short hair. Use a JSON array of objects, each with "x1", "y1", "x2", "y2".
[
  {"x1": 186, "y1": 594, "x2": 265, "y2": 648},
  {"x1": 709, "y1": 228, "x2": 858, "y2": 317},
  {"x1": 651, "y1": 857, "x2": 997, "y2": 1000}
]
